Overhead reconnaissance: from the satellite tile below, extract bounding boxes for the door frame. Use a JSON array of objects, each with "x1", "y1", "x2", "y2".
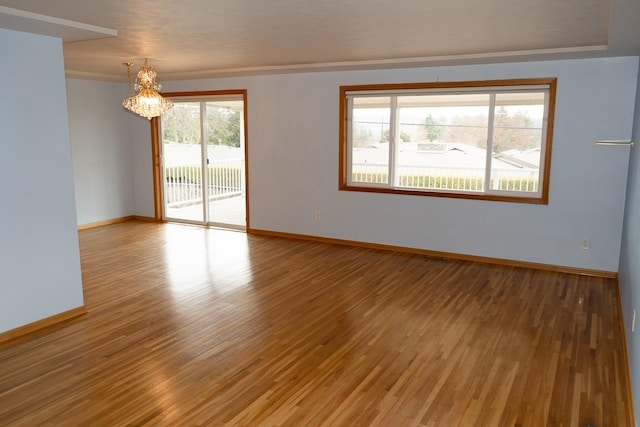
[{"x1": 150, "y1": 89, "x2": 250, "y2": 230}]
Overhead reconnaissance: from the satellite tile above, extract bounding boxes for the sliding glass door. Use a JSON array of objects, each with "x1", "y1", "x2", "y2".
[{"x1": 160, "y1": 95, "x2": 246, "y2": 229}]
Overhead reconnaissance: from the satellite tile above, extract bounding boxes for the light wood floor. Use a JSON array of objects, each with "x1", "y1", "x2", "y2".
[{"x1": 0, "y1": 221, "x2": 633, "y2": 426}]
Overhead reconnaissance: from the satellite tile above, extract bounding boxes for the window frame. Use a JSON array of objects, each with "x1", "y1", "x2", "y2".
[{"x1": 338, "y1": 78, "x2": 557, "y2": 204}]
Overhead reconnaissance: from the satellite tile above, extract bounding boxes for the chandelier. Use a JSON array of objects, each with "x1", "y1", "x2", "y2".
[{"x1": 122, "y1": 59, "x2": 173, "y2": 120}]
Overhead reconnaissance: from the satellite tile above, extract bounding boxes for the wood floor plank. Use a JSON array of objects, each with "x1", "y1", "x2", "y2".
[{"x1": 0, "y1": 221, "x2": 634, "y2": 426}]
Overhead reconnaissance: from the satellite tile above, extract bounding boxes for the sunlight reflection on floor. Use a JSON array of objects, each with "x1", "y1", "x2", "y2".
[{"x1": 162, "y1": 224, "x2": 253, "y2": 296}]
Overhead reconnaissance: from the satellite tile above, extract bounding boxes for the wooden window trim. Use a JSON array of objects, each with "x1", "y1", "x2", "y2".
[
  {"x1": 339, "y1": 78, "x2": 557, "y2": 204},
  {"x1": 150, "y1": 90, "x2": 250, "y2": 224}
]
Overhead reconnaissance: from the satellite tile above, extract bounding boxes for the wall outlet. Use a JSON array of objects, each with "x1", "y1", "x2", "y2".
[
  {"x1": 581, "y1": 238, "x2": 590, "y2": 250},
  {"x1": 633, "y1": 309, "x2": 636, "y2": 333},
  {"x1": 314, "y1": 211, "x2": 321, "y2": 221}
]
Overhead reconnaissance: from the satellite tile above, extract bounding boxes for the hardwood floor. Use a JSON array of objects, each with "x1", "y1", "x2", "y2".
[{"x1": 0, "y1": 221, "x2": 633, "y2": 426}]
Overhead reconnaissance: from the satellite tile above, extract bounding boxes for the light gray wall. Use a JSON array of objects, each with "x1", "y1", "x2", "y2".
[
  {"x1": 67, "y1": 79, "x2": 136, "y2": 225},
  {"x1": 619, "y1": 65, "x2": 640, "y2": 425},
  {"x1": 66, "y1": 78, "x2": 156, "y2": 223},
  {"x1": 0, "y1": 29, "x2": 84, "y2": 332},
  {"x1": 130, "y1": 117, "x2": 155, "y2": 218},
  {"x1": 155, "y1": 57, "x2": 637, "y2": 273}
]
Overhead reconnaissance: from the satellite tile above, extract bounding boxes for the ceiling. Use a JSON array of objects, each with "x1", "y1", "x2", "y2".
[{"x1": 1, "y1": 0, "x2": 639, "y2": 82}]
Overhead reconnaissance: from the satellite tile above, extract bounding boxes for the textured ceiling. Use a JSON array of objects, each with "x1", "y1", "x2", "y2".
[{"x1": 0, "y1": 0, "x2": 639, "y2": 81}]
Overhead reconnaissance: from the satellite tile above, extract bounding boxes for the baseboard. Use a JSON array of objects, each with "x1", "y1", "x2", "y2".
[
  {"x1": 614, "y1": 279, "x2": 638, "y2": 426},
  {"x1": 77, "y1": 215, "x2": 159, "y2": 231},
  {"x1": 132, "y1": 215, "x2": 157, "y2": 222},
  {"x1": 249, "y1": 228, "x2": 617, "y2": 279},
  {"x1": 0, "y1": 306, "x2": 87, "y2": 345},
  {"x1": 77, "y1": 216, "x2": 134, "y2": 230}
]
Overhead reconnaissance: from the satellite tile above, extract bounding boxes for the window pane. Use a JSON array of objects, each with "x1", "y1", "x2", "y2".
[
  {"x1": 490, "y1": 92, "x2": 545, "y2": 193},
  {"x1": 162, "y1": 102, "x2": 204, "y2": 222},
  {"x1": 339, "y1": 79, "x2": 556, "y2": 203},
  {"x1": 205, "y1": 100, "x2": 245, "y2": 227},
  {"x1": 350, "y1": 97, "x2": 390, "y2": 184},
  {"x1": 396, "y1": 94, "x2": 489, "y2": 192}
]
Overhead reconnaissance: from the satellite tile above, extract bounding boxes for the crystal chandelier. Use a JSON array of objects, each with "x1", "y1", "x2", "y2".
[{"x1": 122, "y1": 59, "x2": 173, "y2": 120}]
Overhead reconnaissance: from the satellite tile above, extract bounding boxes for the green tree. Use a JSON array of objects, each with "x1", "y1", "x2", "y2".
[
  {"x1": 208, "y1": 108, "x2": 241, "y2": 147},
  {"x1": 381, "y1": 129, "x2": 411, "y2": 142},
  {"x1": 424, "y1": 115, "x2": 442, "y2": 142},
  {"x1": 162, "y1": 103, "x2": 200, "y2": 144}
]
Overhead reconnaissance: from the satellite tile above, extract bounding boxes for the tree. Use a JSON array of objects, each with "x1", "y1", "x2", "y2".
[
  {"x1": 441, "y1": 114, "x2": 488, "y2": 147},
  {"x1": 423, "y1": 114, "x2": 442, "y2": 142},
  {"x1": 209, "y1": 109, "x2": 241, "y2": 147},
  {"x1": 161, "y1": 104, "x2": 243, "y2": 147},
  {"x1": 161, "y1": 103, "x2": 201, "y2": 144},
  {"x1": 352, "y1": 126, "x2": 374, "y2": 147},
  {"x1": 492, "y1": 106, "x2": 539, "y2": 152},
  {"x1": 380, "y1": 129, "x2": 411, "y2": 142}
]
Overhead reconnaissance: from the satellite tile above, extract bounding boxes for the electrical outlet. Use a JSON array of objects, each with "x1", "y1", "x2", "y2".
[
  {"x1": 581, "y1": 238, "x2": 590, "y2": 250},
  {"x1": 633, "y1": 309, "x2": 636, "y2": 333},
  {"x1": 314, "y1": 211, "x2": 321, "y2": 221}
]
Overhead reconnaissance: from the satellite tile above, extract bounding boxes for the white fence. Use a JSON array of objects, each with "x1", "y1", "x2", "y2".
[
  {"x1": 165, "y1": 159, "x2": 244, "y2": 207},
  {"x1": 352, "y1": 163, "x2": 539, "y2": 192}
]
